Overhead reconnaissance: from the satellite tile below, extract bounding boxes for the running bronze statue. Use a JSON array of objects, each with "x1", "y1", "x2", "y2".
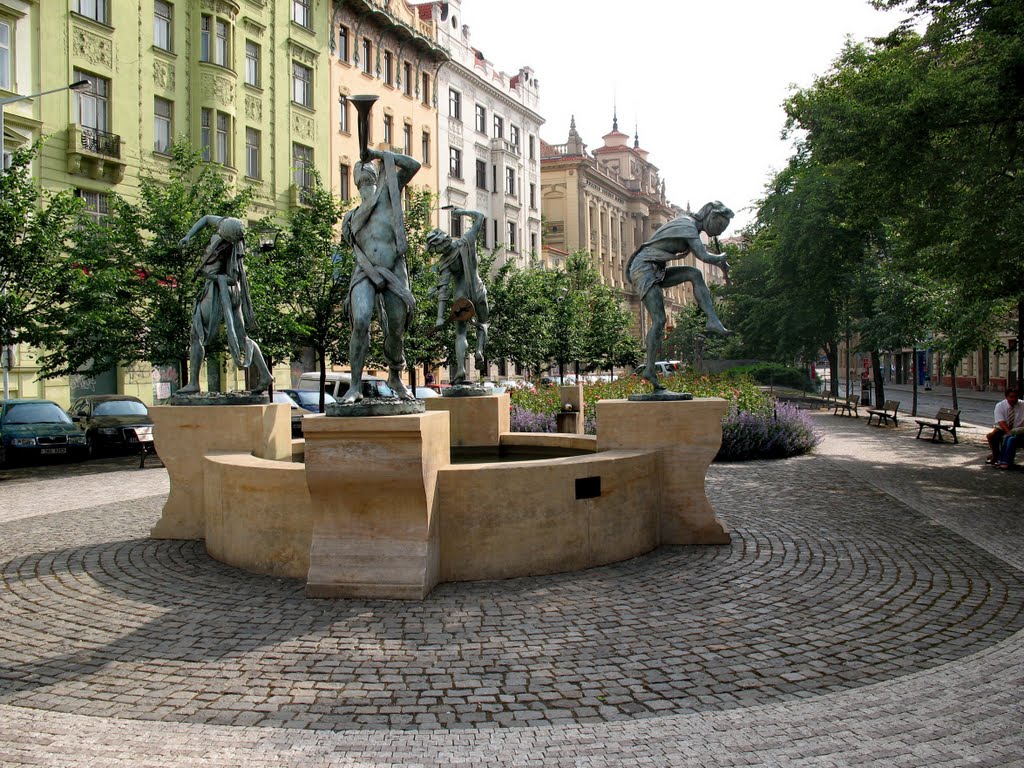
[{"x1": 625, "y1": 201, "x2": 734, "y2": 391}]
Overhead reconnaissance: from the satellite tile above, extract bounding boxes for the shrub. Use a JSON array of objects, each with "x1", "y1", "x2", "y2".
[
  {"x1": 724, "y1": 363, "x2": 813, "y2": 391},
  {"x1": 716, "y1": 401, "x2": 822, "y2": 461},
  {"x1": 510, "y1": 405, "x2": 556, "y2": 432}
]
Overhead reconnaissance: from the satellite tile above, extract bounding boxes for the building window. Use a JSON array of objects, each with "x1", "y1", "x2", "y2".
[
  {"x1": 530, "y1": 232, "x2": 538, "y2": 254},
  {"x1": 384, "y1": 114, "x2": 393, "y2": 145},
  {"x1": 200, "y1": 108, "x2": 211, "y2": 160},
  {"x1": 384, "y1": 51, "x2": 394, "y2": 86},
  {"x1": 475, "y1": 104, "x2": 486, "y2": 134},
  {"x1": 403, "y1": 62, "x2": 412, "y2": 96},
  {"x1": 77, "y1": 189, "x2": 109, "y2": 224},
  {"x1": 493, "y1": 115, "x2": 504, "y2": 139},
  {"x1": 0, "y1": 21, "x2": 11, "y2": 91},
  {"x1": 293, "y1": 143, "x2": 313, "y2": 191},
  {"x1": 510, "y1": 124, "x2": 520, "y2": 150},
  {"x1": 481, "y1": 217, "x2": 489, "y2": 247},
  {"x1": 77, "y1": 0, "x2": 108, "y2": 25},
  {"x1": 529, "y1": 135, "x2": 536, "y2": 161},
  {"x1": 421, "y1": 130, "x2": 430, "y2": 165},
  {"x1": 338, "y1": 25, "x2": 349, "y2": 62},
  {"x1": 475, "y1": 159, "x2": 487, "y2": 190},
  {"x1": 506, "y1": 221, "x2": 517, "y2": 251},
  {"x1": 292, "y1": 62, "x2": 312, "y2": 107},
  {"x1": 449, "y1": 89, "x2": 461, "y2": 120},
  {"x1": 245, "y1": 41, "x2": 260, "y2": 87},
  {"x1": 292, "y1": 0, "x2": 311, "y2": 29},
  {"x1": 246, "y1": 127, "x2": 260, "y2": 179},
  {"x1": 339, "y1": 163, "x2": 350, "y2": 201},
  {"x1": 215, "y1": 18, "x2": 229, "y2": 67},
  {"x1": 154, "y1": 1, "x2": 172, "y2": 51},
  {"x1": 200, "y1": 16, "x2": 230, "y2": 67},
  {"x1": 450, "y1": 211, "x2": 463, "y2": 238},
  {"x1": 421, "y1": 72, "x2": 430, "y2": 105},
  {"x1": 529, "y1": 182, "x2": 536, "y2": 209},
  {"x1": 361, "y1": 38, "x2": 372, "y2": 75},
  {"x1": 403, "y1": 123, "x2": 412, "y2": 155},
  {"x1": 449, "y1": 146, "x2": 462, "y2": 179},
  {"x1": 73, "y1": 70, "x2": 109, "y2": 133},
  {"x1": 338, "y1": 95, "x2": 349, "y2": 132},
  {"x1": 505, "y1": 167, "x2": 516, "y2": 196},
  {"x1": 215, "y1": 111, "x2": 230, "y2": 164},
  {"x1": 154, "y1": 97, "x2": 172, "y2": 154},
  {"x1": 493, "y1": 219, "x2": 498, "y2": 246}
]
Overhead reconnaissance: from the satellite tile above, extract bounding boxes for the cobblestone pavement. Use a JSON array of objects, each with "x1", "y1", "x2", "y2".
[{"x1": 0, "y1": 414, "x2": 1021, "y2": 766}]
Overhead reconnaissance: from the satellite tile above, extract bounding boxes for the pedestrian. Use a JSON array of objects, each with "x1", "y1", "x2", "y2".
[{"x1": 986, "y1": 388, "x2": 1024, "y2": 469}]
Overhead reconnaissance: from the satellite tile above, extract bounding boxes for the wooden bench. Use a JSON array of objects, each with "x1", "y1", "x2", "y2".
[
  {"x1": 866, "y1": 400, "x2": 900, "y2": 427},
  {"x1": 915, "y1": 408, "x2": 961, "y2": 444},
  {"x1": 833, "y1": 394, "x2": 860, "y2": 417}
]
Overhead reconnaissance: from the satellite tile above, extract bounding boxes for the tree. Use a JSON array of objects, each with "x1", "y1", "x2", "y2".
[
  {"x1": 487, "y1": 260, "x2": 556, "y2": 378},
  {"x1": 271, "y1": 170, "x2": 348, "y2": 412},
  {"x1": 0, "y1": 142, "x2": 81, "y2": 390},
  {"x1": 36, "y1": 143, "x2": 253, "y2": 383}
]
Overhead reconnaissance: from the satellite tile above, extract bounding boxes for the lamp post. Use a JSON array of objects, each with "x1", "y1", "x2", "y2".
[{"x1": 1, "y1": 80, "x2": 89, "y2": 400}]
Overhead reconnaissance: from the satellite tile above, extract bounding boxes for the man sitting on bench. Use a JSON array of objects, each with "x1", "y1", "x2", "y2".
[{"x1": 986, "y1": 388, "x2": 1023, "y2": 469}]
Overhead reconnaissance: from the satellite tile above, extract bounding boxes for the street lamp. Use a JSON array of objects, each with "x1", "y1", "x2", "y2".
[{"x1": 1, "y1": 80, "x2": 89, "y2": 400}]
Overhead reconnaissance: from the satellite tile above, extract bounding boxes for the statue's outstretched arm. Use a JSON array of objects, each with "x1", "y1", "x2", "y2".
[
  {"x1": 179, "y1": 215, "x2": 222, "y2": 248},
  {"x1": 458, "y1": 209, "x2": 485, "y2": 242},
  {"x1": 687, "y1": 236, "x2": 728, "y2": 268}
]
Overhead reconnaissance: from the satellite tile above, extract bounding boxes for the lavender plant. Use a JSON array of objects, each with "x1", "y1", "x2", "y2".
[{"x1": 716, "y1": 401, "x2": 822, "y2": 461}]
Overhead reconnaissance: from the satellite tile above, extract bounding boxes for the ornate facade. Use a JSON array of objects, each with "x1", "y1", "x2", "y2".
[
  {"x1": 419, "y1": 0, "x2": 543, "y2": 268},
  {"x1": 3, "y1": 0, "x2": 334, "y2": 405},
  {"x1": 541, "y1": 117, "x2": 726, "y2": 328},
  {"x1": 328, "y1": 0, "x2": 448, "y2": 207}
]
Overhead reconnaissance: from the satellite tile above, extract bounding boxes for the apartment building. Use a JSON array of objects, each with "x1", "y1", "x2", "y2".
[{"x1": 414, "y1": 0, "x2": 542, "y2": 267}]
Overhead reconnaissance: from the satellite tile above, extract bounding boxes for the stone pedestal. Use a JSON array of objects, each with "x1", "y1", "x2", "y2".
[
  {"x1": 596, "y1": 398, "x2": 730, "y2": 545},
  {"x1": 425, "y1": 393, "x2": 509, "y2": 448},
  {"x1": 149, "y1": 404, "x2": 291, "y2": 540},
  {"x1": 559, "y1": 384, "x2": 586, "y2": 435},
  {"x1": 302, "y1": 411, "x2": 450, "y2": 599}
]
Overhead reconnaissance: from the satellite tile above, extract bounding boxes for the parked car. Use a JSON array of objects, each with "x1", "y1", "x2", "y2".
[
  {"x1": 279, "y1": 388, "x2": 337, "y2": 414},
  {"x1": 634, "y1": 361, "x2": 683, "y2": 377},
  {"x1": 1, "y1": 398, "x2": 89, "y2": 467},
  {"x1": 295, "y1": 371, "x2": 395, "y2": 400},
  {"x1": 412, "y1": 386, "x2": 440, "y2": 398},
  {"x1": 272, "y1": 391, "x2": 316, "y2": 437},
  {"x1": 68, "y1": 394, "x2": 154, "y2": 457}
]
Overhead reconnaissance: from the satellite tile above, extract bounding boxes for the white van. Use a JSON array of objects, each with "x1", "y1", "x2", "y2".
[
  {"x1": 296, "y1": 371, "x2": 395, "y2": 400},
  {"x1": 634, "y1": 361, "x2": 684, "y2": 377}
]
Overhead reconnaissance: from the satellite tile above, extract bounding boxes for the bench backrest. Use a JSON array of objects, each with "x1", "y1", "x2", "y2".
[
  {"x1": 882, "y1": 400, "x2": 900, "y2": 412},
  {"x1": 847, "y1": 395, "x2": 860, "y2": 406},
  {"x1": 935, "y1": 407, "x2": 960, "y2": 423}
]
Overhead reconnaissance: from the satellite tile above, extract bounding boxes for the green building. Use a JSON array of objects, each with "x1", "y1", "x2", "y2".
[{"x1": 2, "y1": 0, "x2": 333, "y2": 405}]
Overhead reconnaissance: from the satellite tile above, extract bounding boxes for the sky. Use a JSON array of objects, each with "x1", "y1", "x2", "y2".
[{"x1": 461, "y1": 0, "x2": 912, "y2": 232}]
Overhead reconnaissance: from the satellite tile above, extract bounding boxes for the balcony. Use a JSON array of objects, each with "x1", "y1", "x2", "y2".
[
  {"x1": 66, "y1": 124, "x2": 126, "y2": 183},
  {"x1": 490, "y1": 138, "x2": 520, "y2": 157}
]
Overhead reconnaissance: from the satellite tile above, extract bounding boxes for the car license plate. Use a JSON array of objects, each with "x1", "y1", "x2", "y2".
[{"x1": 40, "y1": 447, "x2": 67, "y2": 455}]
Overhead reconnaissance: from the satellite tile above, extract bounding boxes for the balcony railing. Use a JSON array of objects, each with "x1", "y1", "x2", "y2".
[{"x1": 79, "y1": 126, "x2": 122, "y2": 159}]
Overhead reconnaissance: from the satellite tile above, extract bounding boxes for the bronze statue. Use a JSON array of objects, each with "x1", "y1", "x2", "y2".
[
  {"x1": 626, "y1": 201, "x2": 733, "y2": 390},
  {"x1": 425, "y1": 209, "x2": 490, "y2": 384},
  {"x1": 176, "y1": 215, "x2": 272, "y2": 395},
  {"x1": 340, "y1": 96, "x2": 420, "y2": 403}
]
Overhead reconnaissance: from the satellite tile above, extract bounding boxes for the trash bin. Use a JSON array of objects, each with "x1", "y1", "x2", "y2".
[{"x1": 861, "y1": 378, "x2": 873, "y2": 407}]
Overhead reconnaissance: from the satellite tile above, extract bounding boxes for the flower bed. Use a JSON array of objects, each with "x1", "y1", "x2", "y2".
[{"x1": 509, "y1": 374, "x2": 821, "y2": 460}]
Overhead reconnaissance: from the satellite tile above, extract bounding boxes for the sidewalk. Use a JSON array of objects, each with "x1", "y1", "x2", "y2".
[{"x1": 0, "y1": 417, "x2": 1020, "y2": 767}]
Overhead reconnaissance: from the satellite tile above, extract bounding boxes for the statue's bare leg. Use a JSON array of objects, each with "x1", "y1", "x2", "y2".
[
  {"x1": 474, "y1": 303, "x2": 490, "y2": 377},
  {"x1": 452, "y1": 320, "x2": 469, "y2": 384},
  {"x1": 641, "y1": 289, "x2": 668, "y2": 390},
  {"x1": 381, "y1": 291, "x2": 414, "y2": 400},
  {"x1": 178, "y1": 296, "x2": 214, "y2": 394},
  {"x1": 245, "y1": 339, "x2": 273, "y2": 393},
  {"x1": 342, "y1": 281, "x2": 375, "y2": 403},
  {"x1": 662, "y1": 266, "x2": 730, "y2": 336}
]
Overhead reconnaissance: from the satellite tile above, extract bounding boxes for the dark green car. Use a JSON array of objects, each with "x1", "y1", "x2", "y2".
[{"x1": 0, "y1": 398, "x2": 89, "y2": 467}]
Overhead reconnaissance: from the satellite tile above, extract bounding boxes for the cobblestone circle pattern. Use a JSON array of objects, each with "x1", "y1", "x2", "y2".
[{"x1": 2, "y1": 455, "x2": 1022, "y2": 734}]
